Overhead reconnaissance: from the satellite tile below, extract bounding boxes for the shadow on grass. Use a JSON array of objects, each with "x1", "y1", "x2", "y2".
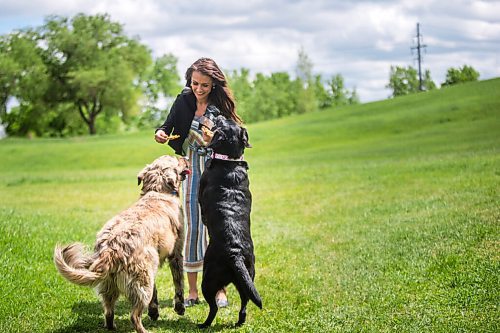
[{"x1": 50, "y1": 298, "x2": 230, "y2": 332}]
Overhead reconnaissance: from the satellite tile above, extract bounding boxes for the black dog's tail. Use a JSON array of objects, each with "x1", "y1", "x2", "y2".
[{"x1": 232, "y1": 258, "x2": 262, "y2": 309}]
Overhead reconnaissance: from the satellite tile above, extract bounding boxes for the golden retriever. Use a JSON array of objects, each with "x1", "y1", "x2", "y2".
[{"x1": 54, "y1": 155, "x2": 190, "y2": 333}]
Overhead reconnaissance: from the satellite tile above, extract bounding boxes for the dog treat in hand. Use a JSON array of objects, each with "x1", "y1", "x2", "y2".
[
  {"x1": 201, "y1": 126, "x2": 214, "y2": 137},
  {"x1": 199, "y1": 116, "x2": 215, "y2": 131},
  {"x1": 166, "y1": 134, "x2": 180, "y2": 140},
  {"x1": 165, "y1": 127, "x2": 180, "y2": 143}
]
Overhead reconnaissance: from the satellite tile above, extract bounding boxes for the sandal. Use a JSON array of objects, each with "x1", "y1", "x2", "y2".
[
  {"x1": 216, "y1": 298, "x2": 229, "y2": 308},
  {"x1": 184, "y1": 297, "x2": 200, "y2": 307}
]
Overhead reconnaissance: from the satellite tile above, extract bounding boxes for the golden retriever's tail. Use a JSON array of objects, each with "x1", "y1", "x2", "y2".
[
  {"x1": 54, "y1": 243, "x2": 102, "y2": 287},
  {"x1": 233, "y1": 258, "x2": 262, "y2": 309}
]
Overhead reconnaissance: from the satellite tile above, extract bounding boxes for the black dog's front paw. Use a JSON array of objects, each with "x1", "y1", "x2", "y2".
[{"x1": 174, "y1": 301, "x2": 185, "y2": 316}]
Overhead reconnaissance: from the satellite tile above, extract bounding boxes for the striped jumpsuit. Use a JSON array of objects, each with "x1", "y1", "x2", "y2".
[{"x1": 182, "y1": 106, "x2": 219, "y2": 272}]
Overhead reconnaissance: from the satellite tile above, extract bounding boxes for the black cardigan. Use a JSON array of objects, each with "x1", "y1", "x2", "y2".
[{"x1": 156, "y1": 88, "x2": 197, "y2": 155}]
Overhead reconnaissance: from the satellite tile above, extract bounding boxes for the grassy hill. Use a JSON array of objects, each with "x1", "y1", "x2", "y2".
[{"x1": 0, "y1": 78, "x2": 498, "y2": 332}]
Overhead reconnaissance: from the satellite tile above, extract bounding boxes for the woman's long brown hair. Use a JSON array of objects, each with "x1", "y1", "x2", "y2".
[{"x1": 185, "y1": 57, "x2": 243, "y2": 125}]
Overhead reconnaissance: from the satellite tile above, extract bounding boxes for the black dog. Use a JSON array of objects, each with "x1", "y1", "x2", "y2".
[{"x1": 198, "y1": 116, "x2": 262, "y2": 328}]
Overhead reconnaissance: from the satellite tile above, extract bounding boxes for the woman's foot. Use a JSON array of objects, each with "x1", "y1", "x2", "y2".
[
  {"x1": 185, "y1": 272, "x2": 200, "y2": 307},
  {"x1": 216, "y1": 298, "x2": 229, "y2": 308},
  {"x1": 216, "y1": 289, "x2": 229, "y2": 308},
  {"x1": 184, "y1": 297, "x2": 200, "y2": 307},
  {"x1": 185, "y1": 285, "x2": 200, "y2": 307}
]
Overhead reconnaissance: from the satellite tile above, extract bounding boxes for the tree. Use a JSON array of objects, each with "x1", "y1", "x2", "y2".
[
  {"x1": 329, "y1": 74, "x2": 349, "y2": 106},
  {"x1": 0, "y1": 38, "x2": 19, "y2": 117},
  {"x1": 313, "y1": 74, "x2": 359, "y2": 109},
  {"x1": 387, "y1": 65, "x2": 435, "y2": 97},
  {"x1": 138, "y1": 54, "x2": 182, "y2": 128},
  {"x1": 0, "y1": 13, "x2": 180, "y2": 137},
  {"x1": 296, "y1": 46, "x2": 313, "y2": 83},
  {"x1": 294, "y1": 47, "x2": 317, "y2": 114},
  {"x1": 295, "y1": 78, "x2": 317, "y2": 114},
  {"x1": 0, "y1": 31, "x2": 52, "y2": 136},
  {"x1": 422, "y1": 69, "x2": 437, "y2": 91},
  {"x1": 142, "y1": 54, "x2": 182, "y2": 100},
  {"x1": 387, "y1": 65, "x2": 419, "y2": 96},
  {"x1": 269, "y1": 72, "x2": 297, "y2": 117},
  {"x1": 248, "y1": 73, "x2": 282, "y2": 122},
  {"x1": 40, "y1": 14, "x2": 152, "y2": 135},
  {"x1": 442, "y1": 65, "x2": 480, "y2": 86},
  {"x1": 227, "y1": 68, "x2": 253, "y2": 123},
  {"x1": 348, "y1": 87, "x2": 360, "y2": 105},
  {"x1": 312, "y1": 74, "x2": 330, "y2": 109}
]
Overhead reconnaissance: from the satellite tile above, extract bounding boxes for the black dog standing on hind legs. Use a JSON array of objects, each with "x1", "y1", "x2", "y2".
[{"x1": 198, "y1": 116, "x2": 262, "y2": 328}]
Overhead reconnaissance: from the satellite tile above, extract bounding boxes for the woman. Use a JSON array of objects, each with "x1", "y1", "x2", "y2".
[{"x1": 154, "y1": 57, "x2": 243, "y2": 307}]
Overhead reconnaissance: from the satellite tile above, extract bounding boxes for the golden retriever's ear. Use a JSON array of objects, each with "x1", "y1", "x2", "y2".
[
  {"x1": 180, "y1": 168, "x2": 191, "y2": 181},
  {"x1": 177, "y1": 157, "x2": 191, "y2": 181},
  {"x1": 137, "y1": 164, "x2": 150, "y2": 185}
]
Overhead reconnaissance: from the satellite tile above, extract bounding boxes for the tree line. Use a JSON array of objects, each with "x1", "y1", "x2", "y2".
[
  {"x1": 0, "y1": 14, "x2": 480, "y2": 137},
  {"x1": 387, "y1": 64, "x2": 480, "y2": 97}
]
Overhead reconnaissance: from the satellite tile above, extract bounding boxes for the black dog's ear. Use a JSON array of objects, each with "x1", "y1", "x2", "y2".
[
  {"x1": 216, "y1": 115, "x2": 226, "y2": 123},
  {"x1": 242, "y1": 128, "x2": 252, "y2": 148}
]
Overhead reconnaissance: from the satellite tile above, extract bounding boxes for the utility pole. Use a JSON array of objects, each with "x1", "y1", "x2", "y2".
[{"x1": 411, "y1": 23, "x2": 427, "y2": 91}]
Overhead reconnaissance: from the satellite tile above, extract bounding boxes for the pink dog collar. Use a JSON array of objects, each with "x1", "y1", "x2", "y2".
[{"x1": 211, "y1": 152, "x2": 244, "y2": 162}]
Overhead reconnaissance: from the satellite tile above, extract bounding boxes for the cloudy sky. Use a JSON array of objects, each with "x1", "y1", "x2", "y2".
[{"x1": 1, "y1": 0, "x2": 499, "y2": 102}]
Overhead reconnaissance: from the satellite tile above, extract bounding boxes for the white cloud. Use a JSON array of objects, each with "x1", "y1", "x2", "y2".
[
  {"x1": 463, "y1": 19, "x2": 500, "y2": 41},
  {"x1": 0, "y1": 0, "x2": 498, "y2": 102},
  {"x1": 471, "y1": 0, "x2": 500, "y2": 20},
  {"x1": 90, "y1": 0, "x2": 165, "y2": 36}
]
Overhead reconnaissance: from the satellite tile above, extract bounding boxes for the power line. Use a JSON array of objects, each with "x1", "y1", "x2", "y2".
[{"x1": 411, "y1": 23, "x2": 427, "y2": 91}]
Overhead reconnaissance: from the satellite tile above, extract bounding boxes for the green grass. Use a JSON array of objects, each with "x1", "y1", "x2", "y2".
[{"x1": 1, "y1": 78, "x2": 499, "y2": 332}]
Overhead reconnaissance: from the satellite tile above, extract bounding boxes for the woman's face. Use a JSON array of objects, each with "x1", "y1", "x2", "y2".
[{"x1": 191, "y1": 70, "x2": 213, "y2": 102}]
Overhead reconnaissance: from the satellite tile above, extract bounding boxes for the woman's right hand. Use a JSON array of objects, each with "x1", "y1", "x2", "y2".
[
  {"x1": 155, "y1": 130, "x2": 168, "y2": 144},
  {"x1": 201, "y1": 126, "x2": 214, "y2": 143}
]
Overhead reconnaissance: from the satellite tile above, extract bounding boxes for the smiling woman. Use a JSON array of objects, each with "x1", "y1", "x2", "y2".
[
  {"x1": 154, "y1": 57, "x2": 244, "y2": 309},
  {"x1": 191, "y1": 71, "x2": 213, "y2": 104}
]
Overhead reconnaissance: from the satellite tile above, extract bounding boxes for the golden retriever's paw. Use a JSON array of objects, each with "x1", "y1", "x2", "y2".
[
  {"x1": 104, "y1": 322, "x2": 117, "y2": 330},
  {"x1": 174, "y1": 301, "x2": 185, "y2": 316},
  {"x1": 148, "y1": 307, "x2": 159, "y2": 321}
]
